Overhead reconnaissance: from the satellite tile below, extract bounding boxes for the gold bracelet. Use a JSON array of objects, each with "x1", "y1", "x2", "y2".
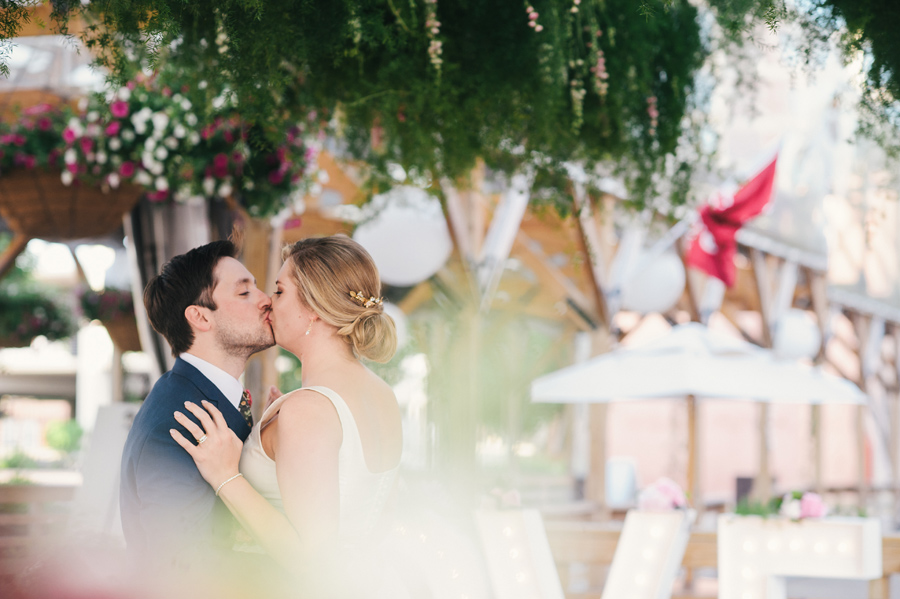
[{"x1": 215, "y1": 473, "x2": 243, "y2": 497}]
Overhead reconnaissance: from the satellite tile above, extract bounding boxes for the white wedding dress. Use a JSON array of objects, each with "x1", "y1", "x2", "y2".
[{"x1": 239, "y1": 386, "x2": 409, "y2": 596}]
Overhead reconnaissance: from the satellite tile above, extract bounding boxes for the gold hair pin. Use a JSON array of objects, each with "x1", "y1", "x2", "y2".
[{"x1": 350, "y1": 291, "x2": 383, "y2": 308}]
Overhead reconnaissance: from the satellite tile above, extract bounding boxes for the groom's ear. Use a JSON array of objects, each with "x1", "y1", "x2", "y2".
[{"x1": 184, "y1": 305, "x2": 213, "y2": 333}]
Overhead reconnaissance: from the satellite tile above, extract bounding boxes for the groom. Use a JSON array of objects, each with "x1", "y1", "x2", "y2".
[{"x1": 119, "y1": 239, "x2": 274, "y2": 572}]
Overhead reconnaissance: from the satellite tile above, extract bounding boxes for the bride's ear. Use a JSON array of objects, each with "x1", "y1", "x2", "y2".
[{"x1": 185, "y1": 305, "x2": 213, "y2": 332}]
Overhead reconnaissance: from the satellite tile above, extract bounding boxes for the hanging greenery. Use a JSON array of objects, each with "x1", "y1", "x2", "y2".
[{"x1": 20, "y1": 0, "x2": 708, "y2": 211}]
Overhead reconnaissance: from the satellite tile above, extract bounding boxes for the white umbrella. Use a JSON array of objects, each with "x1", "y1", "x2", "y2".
[{"x1": 531, "y1": 322, "x2": 866, "y2": 507}]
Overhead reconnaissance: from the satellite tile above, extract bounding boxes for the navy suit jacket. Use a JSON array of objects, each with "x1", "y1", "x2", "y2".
[{"x1": 120, "y1": 358, "x2": 251, "y2": 569}]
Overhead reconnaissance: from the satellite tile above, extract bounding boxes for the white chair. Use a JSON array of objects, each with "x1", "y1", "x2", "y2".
[
  {"x1": 475, "y1": 509, "x2": 565, "y2": 599},
  {"x1": 601, "y1": 509, "x2": 696, "y2": 599}
]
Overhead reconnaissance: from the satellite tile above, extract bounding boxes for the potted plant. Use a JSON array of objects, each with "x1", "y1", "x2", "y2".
[
  {"x1": 0, "y1": 103, "x2": 142, "y2": 241},
  {"x1": 79, "y1": 287, "x2": 141, "y2": 352},
  {"x1": 0, "y1": 287, "x2": 76, "y2": 348}
]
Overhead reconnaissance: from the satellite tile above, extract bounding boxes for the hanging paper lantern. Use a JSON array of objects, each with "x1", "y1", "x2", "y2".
[
  {"x1": 773, "y1": 309, "x2": 821, "y2": 361},
  {"x1": 620, "y1": 251, "x2": 686, "y2": 314},
  {"x1": 352, "y1": 186, "x2": 453, "y2": 287}
]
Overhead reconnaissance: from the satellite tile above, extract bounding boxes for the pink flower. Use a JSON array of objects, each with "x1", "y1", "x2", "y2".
[
  {"x1": 62, "y1": 128, "x2": 77, "y2": 144},
  {"x1": 212, "y1": 153, "x2": 229, "y2": 178},
  {"x1": 80, "y1": 138, "x2": 94, "y2": 154},
  {"x1": 23, "y1": 103, "x2": 53, "y2": 115},
  {"x1": 12, "y1": 134, "x2": 25, "y2": 146},
  {"x1": 22, "y1": 155, "x2": 36, "y2": 169},
  {"x1": 799, "y1": 492, "x2": 828, "y2": 518},
  {"x1": 119, "y1": 161, "x2": 135, "y2": 177},
  {"x1": 37, "y1": 117, "x2": 52, "y2": 131},
  {"x1": 105, "y1": 121, "x2": 121, "y2": 136},
  {"x1": 111, "y1": 101, "x2": 130, "y2": 118},
  {"x1": 638, "y1": 477, "x2": 687, "y2": 511},
  {"x1": 66, "y1": 163, "x2": 79, "y2": 174},
  {"x1": 147, "y1": 190, "x2": 169, "y2": 202},
  {"x1": 268, "y1": 170, "x2": 285, "y2": 185}
]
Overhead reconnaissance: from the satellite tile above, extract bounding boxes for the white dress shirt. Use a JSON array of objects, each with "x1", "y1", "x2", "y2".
[{"x1": 180, "y1": 352, "x2": 244, "y2": 410}]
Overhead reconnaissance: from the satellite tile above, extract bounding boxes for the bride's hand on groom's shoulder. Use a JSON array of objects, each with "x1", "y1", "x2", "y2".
[
  {"x1": 170, "y1": 401, "x2": 244, "y2": 489},
  {"x1": 266, "y1": 385, "x2": 283, "y2": 410}
]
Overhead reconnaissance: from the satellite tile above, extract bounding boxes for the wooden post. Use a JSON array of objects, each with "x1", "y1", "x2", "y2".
[
  {"x1": 749, "y1": 248, "x2": 775, "y2": 503},
  {"x1": 853, "y1": 312, "x2": 872, "y2": 512},
  {"x1": 806, "y1": 267, "x2": 830, "y2": 494},
  {"x1": 687, "y1": 395, "x2": 701, "y2": 515}
]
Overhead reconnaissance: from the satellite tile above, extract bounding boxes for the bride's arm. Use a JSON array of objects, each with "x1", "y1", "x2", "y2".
[{"x1": 170, "y1": 394, "x2": 341, "y2": 570}]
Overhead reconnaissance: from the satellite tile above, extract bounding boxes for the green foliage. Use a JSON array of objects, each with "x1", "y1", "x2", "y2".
[
  {"x1": 0, "y1": 449, "x2": 36, "y2": 470},
  {"x1": 708, "y1": 0, "x2": 900, "y2": 157},
  {"x1": 0, "y1": 234, "x2": 76, "y2": 346},
  {"x1": 44, "y1": 419, "x2": 83, "y2": 454},
  {"x1": 35, "y1": 0, "x2": 710, "y2": 212}
]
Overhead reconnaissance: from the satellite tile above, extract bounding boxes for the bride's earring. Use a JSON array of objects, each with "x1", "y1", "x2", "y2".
[{"x1": 305, "y1": 319, "x2": 313, "y2": 336}]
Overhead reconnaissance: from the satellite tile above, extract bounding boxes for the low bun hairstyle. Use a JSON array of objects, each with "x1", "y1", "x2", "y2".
[{"x1": 283, "y1": 235, "x2": 397, "y2": 363}]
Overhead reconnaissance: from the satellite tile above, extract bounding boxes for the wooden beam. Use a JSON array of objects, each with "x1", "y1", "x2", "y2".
[
  {"x1": 513, "y1": 231, "x2": 597, "y2": 330},
  {"x1": 572, "y1": 192, "x2": 610, "y2": 329}
]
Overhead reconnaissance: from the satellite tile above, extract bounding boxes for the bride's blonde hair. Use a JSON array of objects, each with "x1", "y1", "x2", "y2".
[{"x1": 282, "y1": 235, "x2": 397, "y2": 363}]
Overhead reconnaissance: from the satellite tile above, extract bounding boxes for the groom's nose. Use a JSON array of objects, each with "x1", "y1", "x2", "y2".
[{"x1": 255, "y1": 287, "x2": 272, "y2": 309}]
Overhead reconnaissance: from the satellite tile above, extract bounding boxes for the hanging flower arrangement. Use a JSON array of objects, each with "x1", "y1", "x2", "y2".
[
  {"x1": 60, "y1": 75, "x2": 323, "y2": 217},
  {"x1": 0, "y1": 104, "x2": 70, "y2": 175}
]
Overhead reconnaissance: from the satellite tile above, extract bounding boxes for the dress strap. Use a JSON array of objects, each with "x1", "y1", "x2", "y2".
[{"x1": 260, "y1": 386, "x2": 362, "y2": 451}]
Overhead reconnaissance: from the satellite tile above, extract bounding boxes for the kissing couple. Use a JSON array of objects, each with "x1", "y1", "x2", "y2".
[{"x1": 119, "y1": 234, "x2": 408, "y2": 597}]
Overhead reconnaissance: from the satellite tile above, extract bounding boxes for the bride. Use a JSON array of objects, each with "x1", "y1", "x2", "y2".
[{"x1": 171, "y1": 235, "x2": 404, "y2": 595}]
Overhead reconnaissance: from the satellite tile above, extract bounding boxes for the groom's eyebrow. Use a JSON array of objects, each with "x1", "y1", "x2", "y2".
[{"x1": 234, "y1": 276, "x2": 256, "y2": 288}]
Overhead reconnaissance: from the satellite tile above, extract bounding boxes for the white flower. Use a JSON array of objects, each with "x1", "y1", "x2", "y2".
[
  {"x1": 180, "y1": 99, "x2": 192, "y2": 111},
  {"x1": 60, "y1": 170, "x2": 74, "y2": 186},
  {"x1": 109, "y1": 138, "x2": 122, "y2": 151},
  {"x1": 780, "y1": 494, "x2": 802, "y2": 520},
  {"x1": 149, "y1": 161, "x2": 164, "y2": 175},
  {"x1": 155, "y1": 177, "x2": 169, "y2": 191},
  {"x1": 64, "y1": 149, "x2": 77, "y2": 164},
  {"x1": 212, "y1": 96, "x2": 226, "y2": 109},
  {"x1": 188, "y1": 132, "x2": 200, "y2": 145},
  {"x1": 244, "y1": 180, "x2": 254, "y2": 191},
  {"x1": 173, "y1": 125, "x2": 187, "y2": 139},
  {"x1": 202, "y1": 177, "x2": 215, "y2": 196},
  {"x1": 121, "y1": 130, "x2": 135, "y2": 142},
  {"x1": 198, "y1": 80, "x2": 208, "y2": 89},
  {"x1": 95, "y1": 151, "x2": 107, "y2": 165},
  {"x1": 144, "y1": 138, "x2": 157, "y2": 151},
  {"x1": 108, "y1": 173, "x2": 120, "y2": 189},
  {"x1": 86, "y1": 124, "x2": 101, "y2": 138},
  {"x1": 134, "y1": 170, "x2": 153, "y2": 186},
  {"x1": 77, "y1": 97, "x2": 89, "y2": 111},
  {"x1": 141, "y1": 151, "x2": 156, "y2": 167},
  {"x1": 217, "y1": 182, "x2": 233, "y2": 198},
  {"x1": 172, "y1": 94, "x2": 184, "y2": 103},
  {"x1": 164, "y1": 136, "x2": 178, "y2": 150},
  {"x1": 134, "y1": 122, "x2": 147, "y2": 135},
  {"x1": 66, "y1": 118, "x2": 84, "y2": 137},
  {"x1": 151, "y1": 112, "x2": 170, "y2": 132},
  {"x1": 86, "y1": 152, "x2": 95, "y2": 163},
  {"x1": 185, "y1": 113, "x2": 198, "y2": 126},
  {"x1": 116, "y1": 87, "x2": 131, "y2": 101},
  {"x1": 154, "y1": 147, "x2": 169, "y2": 161},
  {"x1": 87, "y1": 111, "x2": 100, "y2": 123}
]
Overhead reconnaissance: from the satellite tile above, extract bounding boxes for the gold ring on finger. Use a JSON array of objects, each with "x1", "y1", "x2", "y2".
[{"x1": 197, "y1": 434, "x2": 208, "y2": 445}]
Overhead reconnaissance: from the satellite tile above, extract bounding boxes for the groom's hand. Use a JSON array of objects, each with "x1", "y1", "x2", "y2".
[{"x1": 266, "y1": 385, "x2": 283, "y2": 410}]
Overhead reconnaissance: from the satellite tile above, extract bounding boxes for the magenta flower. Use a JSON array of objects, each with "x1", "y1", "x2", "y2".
[
  {"x1": 268, "y1": 170, "x2": 285, "y2": 185},
  {"x1": 80, "y1": 138, "x2": 94, "y2": 154},
  {"x1": 62, "y1": 128, "x2": 77, "y2": 144},
  {"x1": 111, "y1": 101, "x2": 130, "y2": 118},
  {"x1": 37, "y1": 117, "x2": 52, "y2": 131},
  {"x1": 212, "y1": 153, "x2": 229, "y2": 178},
  {"x1": 120, "y1": 161, "x2": 135, "y2": 177},
  {"x1": 105, "y1": 121, "x2": 121, "y2": 136}
]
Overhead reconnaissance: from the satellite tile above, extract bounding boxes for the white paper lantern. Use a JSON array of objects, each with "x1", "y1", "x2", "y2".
[
  {"x1": 352, "y1": 186, "x2": 453, "y2": 287},
  {"x1": 773, "y1": 308, "x2": 821, "y2": 361},
  {"x1": 620, "y1": 251, "x2": 686, "y2": 314}
]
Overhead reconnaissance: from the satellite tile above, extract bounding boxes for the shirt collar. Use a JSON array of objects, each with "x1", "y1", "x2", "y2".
[{"x1": 179, "y1": 352, "x2": 244, "y2": 409}]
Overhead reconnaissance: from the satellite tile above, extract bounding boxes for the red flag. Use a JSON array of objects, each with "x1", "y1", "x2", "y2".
[{"x1": 686, "y1": 155, "x2": 778, "y2": 287}]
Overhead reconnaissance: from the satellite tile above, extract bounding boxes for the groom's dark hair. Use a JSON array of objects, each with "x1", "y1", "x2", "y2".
[{"x1": 144, "y1": 240, "x2": 238, "y2": 356}]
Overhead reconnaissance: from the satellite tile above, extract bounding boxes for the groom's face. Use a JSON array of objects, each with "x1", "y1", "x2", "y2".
[{"x1": 208, "y1": 257, "x2": 274, "y2": 356}]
